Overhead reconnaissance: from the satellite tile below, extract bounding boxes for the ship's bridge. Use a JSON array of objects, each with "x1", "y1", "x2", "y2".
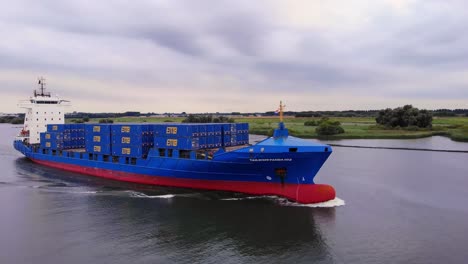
[{"x1": 17, "y1": 78, "x2": 70, "y2": 144}]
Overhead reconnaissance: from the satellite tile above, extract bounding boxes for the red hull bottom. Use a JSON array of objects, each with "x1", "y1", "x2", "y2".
[{"x1": 31, "y1": 159, "x2": 336, "y2": 204}]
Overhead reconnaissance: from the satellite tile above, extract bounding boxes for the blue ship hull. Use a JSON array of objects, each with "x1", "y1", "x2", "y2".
[{"x1": 14, "y1": 126, "x2": 335, "y2": 204}]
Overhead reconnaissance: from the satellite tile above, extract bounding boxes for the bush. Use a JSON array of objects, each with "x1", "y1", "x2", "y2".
[
  {"x1": 315, "y1": 120, "x2": 345, "y2": 136},
  {"x1": 98, "y1": 119, "x2": 114, "y2": 123},
  {"x1": 376, "y1": 105, "x2": 432, "y2": 128},
  {"x1": 304, "y1": 120, "x2": 318, "y2": 126}
]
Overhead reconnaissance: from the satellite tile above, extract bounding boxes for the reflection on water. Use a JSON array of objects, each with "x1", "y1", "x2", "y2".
[
  {"x1": 6, "y1": 157, "x2": 336, "y2": 264},
  {"x1": 320, "y1": 136, "x2": 468, "y2": 151},
  {"x1": 2, "y1": 125, "x2": 468, "y2": 264}
]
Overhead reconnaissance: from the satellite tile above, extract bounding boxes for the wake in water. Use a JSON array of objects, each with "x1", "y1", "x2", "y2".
[
  {"x1": 279, "y1": 197, "x2": 346, "y2": 208},
  {"x1": 221, "y1": 195, "x2": 346, "y2": 207},
  {"x1": 126, "y1": 191, "x2": 175, "y2": 199},
  {"x1": 33, "y1": 185, "x2": 346, "y2": 207}
]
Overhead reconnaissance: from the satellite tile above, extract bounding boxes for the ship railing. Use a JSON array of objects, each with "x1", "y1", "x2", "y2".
[{"x1": 18, "y1": 100, "x2": 33, "y2": 108}]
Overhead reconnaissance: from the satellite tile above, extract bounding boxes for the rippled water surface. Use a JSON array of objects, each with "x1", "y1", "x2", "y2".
[{"x1": 1, "y1": 124, "x2": 468, "y2": 264}]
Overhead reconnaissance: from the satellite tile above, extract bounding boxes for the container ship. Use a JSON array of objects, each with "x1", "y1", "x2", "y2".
[{"x1": 13, "y1": 79, "x2": 336, "y2": 204}]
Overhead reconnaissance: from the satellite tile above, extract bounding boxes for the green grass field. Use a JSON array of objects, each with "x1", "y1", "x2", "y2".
[{"x1": 78, "y1": 116, "x2": 468, "y2": 142}]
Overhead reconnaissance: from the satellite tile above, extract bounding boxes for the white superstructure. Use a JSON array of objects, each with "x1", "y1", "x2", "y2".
[{"x1": 17, "y1": 78, "x2": 70, "y2": 144}]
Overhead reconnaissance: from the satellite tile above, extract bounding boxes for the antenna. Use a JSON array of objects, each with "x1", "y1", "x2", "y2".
[
  {"x1": 35, "y1": 77, "x2": 51, "y2": 97},
  {"x1": 279, "y1": 101, "x2": 284, "y2": 122}
]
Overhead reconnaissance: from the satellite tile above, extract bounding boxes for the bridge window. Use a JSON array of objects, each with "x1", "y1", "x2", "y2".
[
  {"x1": 289, "y1": 148, "x2": 298, "y2": 152},
  {"x1": 167, "y1": 149, "x2": 173, "y2": 158}
]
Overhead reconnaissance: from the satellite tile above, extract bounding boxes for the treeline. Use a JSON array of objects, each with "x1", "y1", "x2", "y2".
[
  {"x1": 66, "y1": 111, "x2": 147, "y2": 119},
  {"x1": 182, "y1": 115, "x2": 235, "y2": 123},
  {"x1": 294, "y1": 110, "x2": 380, "y2": 118},
  {"x1": 294, "y1": 109, "x2": 468, "y2": 118},
  {"x1": 432, "y1": 109, "x2": 468, "y2": 117},
  {"x1": 64, "y1": 109, "x2": 468, "y2": 119},
  {"x1": 0, "y1": 116, "x2": 24, "y2": 124}
]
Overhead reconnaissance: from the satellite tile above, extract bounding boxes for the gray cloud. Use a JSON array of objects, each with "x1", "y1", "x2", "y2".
[{"x1": 1, "y1": 0, "x2": 468, "y2": 112}]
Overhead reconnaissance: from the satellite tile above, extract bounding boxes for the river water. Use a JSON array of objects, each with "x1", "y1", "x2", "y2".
[{"x1": 1, "y1": 124, "x2": 467, "y2": 264}]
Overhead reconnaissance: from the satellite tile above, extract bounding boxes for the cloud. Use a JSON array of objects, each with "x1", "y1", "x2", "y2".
[{"x1": 0, "y1": 0, "x2": 468, "y2": 113}]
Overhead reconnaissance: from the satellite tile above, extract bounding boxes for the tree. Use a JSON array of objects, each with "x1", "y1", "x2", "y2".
[
  {"x1": 315, "y1": 119, "x2": 345, "y2": 136},
  {"x1": 376, "y1": 105, "x2": 432, "y2": 128}
]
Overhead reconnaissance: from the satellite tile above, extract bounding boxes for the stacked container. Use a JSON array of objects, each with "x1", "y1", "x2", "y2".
[
  {"x1": 222, "y1": 123, "x2": 249, "y2": 146},
  {"x1": 154, "y1": 124, "x2": 204, "y2": 150},
  {"x1": 111, "y1": 124, "x2": 154, "y2": 157},
  {"x1": 85, "y1": 124, "x2": 112, "y2": 154},
  {"x1": 153, "y1": 123, "x2": 249, "y2": 150},
  {"x1": 40, "y1": 124, "x2": 86, "y2": 150}
]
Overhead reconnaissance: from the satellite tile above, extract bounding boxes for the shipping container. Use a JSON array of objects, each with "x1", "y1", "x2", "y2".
[
  {"x1": 47, "y1": 124, "x2": 65, "y2": 132},
  {"x1": 111, "y1": 133, "x2": 154, "y2": 145},
  {"x1": 236, "y1": 133, "x2": 249, "y2": 144},
  {"x1": 154, "y1": 137, "x2": 200, "y2": 150},
  {"x1": 111, "y1": 144, "x2": 151, "y2": 157},
  {"x1": 85, "y1": 124, "x2": 111, "y2": 134},
  {"x1": 85, "y1": 144, "x2": 112, "y2": 154},
  {"x1": 41, "y1": 140, "x2": 64, "y2": 149},
  {"x1": 85, "y1": 133, "x2": 111, "y2": 145},
  {"x1": 111, "y1": 124, "x2": 153, "y2": 136},
  {"x1": 206, "y1": 136, "x2": 222, "y2": 148},
  {"x1": 153, "y1": 124, "x2": 204, "y2": 137}
]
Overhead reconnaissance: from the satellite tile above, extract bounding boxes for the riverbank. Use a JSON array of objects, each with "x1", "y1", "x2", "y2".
[
  {"x1": 82, "y1": 116, "x2": 468, "y2": 142},
  {"x1": 243, "y1": 116, "x2": 468, "y2": 142}
]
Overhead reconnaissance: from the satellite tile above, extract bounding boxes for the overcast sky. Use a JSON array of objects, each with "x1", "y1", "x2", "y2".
[{"x1": 1, "y1": 0, "x2": 468, "y2": 113}]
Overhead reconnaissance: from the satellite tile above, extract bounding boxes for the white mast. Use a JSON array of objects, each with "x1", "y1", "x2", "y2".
[{"x1": 17, "y1": 77, "x2": 71, "y2": 144}]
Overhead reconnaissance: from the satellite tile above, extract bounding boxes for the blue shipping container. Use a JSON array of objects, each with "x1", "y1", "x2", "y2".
[
  {"x1": 85, "y1": 144, "x2": 112, "y2": 154},
  {"x1": 47, "y1": 124, "x2": 65, "y2": 132},
  {"x1": 154, "y1": 137, "x2": 200, "y2": 150},
  {"x1": 111, "y1": 144, "x2": 151, "y2": 157},
  {"x1": 111, "y1": 133, "x2": 153, "y2": 145},
  {"x1": 85, "y1": 124, "x2": 111, "y2": 134},
  {"x1": 111, "y1": 124, "x2": 152, "y2": 135},
  {"x1": 85, "y1": 133, "x2": 111, "y2": 145},
  {"x1": 154, "y1": 124, "x2": 204, "y2": 137}
]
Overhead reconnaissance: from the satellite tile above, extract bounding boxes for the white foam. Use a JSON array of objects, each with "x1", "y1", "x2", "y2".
[
  {"x1": 282, "y1": 197, "x2": 346, "y2": 208},
  {"x1": 129, "y1": 191, "x2": 175, "y2": 199}
]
